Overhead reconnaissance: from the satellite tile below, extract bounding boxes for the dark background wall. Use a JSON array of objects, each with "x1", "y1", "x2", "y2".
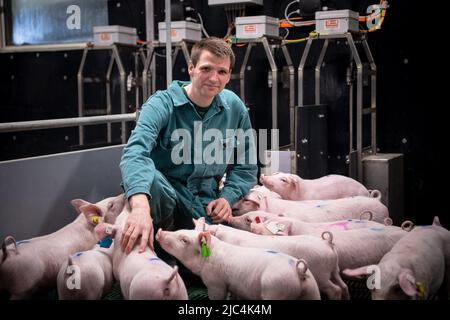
[{"x1": 0, "y1": 0, "x2": 445, "y2": 227}]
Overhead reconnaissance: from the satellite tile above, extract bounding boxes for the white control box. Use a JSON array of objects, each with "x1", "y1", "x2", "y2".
[
  {"x1": 315, "y1": 10, "x2": 359, "y2": 34},
  {"x1": 158, "y1": 21, "x2": 202, "y2": 42},
  {"x1": 93, "y1": 25, "x2": 137, "y2": 46},
  {"x1": 235, "y1": 15, "x2": 279, "y2": 39}
]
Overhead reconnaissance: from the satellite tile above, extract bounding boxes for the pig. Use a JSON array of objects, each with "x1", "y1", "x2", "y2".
[
  {"x1": 156, "y1": 228, "x2": 321, "y2": 300},
  {"x1": 342, "y1": 217, "x2": 450, "y2": 300},
  {"x1": 95, "y1": 205, "x2": 188, "y2": 300},
  {"x1": 232, "y1": 189, "x2": 389, "y2": 223},
  {"x1": 56, "y1": 243, "x2": 114, "y2": 300},
  {"x1": 259, "y1": 172, "x2": 370, "y2": 201},
  {"x1": 0, "y1": 194, "x2": 126, "y2": 299},
  {"x1": 329, "y1": 226, "x2": 408, "y2": 271},
  {"x1": 248, "y1": 215, "x2": 394, "y2": 237},
  {"x1": 228, "y1": 210, "x2": 389, "y2": 234},
  {"x1": 194, "y1": 218, "x2": 349, "y2": 300}
]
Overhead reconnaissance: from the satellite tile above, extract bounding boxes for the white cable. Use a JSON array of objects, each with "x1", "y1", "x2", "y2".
[
  {"x1": 284, "y1": 0, "x2": 300, "y2": 22},
  {"x1": 197, "y1": 12, "x2": 210, "y2": 38}
]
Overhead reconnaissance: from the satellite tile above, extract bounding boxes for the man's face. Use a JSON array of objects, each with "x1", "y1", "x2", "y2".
[{"x1": 188, "y1": 50, "x2": 231, "y2": 100}]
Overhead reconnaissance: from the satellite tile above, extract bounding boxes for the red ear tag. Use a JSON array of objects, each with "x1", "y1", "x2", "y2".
[{"x1": 255, "y1": 216, "x2": 261, "y2": 224}]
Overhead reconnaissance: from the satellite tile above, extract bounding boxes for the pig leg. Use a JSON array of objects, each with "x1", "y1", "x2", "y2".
[
  {"x1": 330, "y1": 269, "x2": 350, "y2": 300},
  {"x1": 320, "y1": 281, "x2": 343, "y2": 300}
]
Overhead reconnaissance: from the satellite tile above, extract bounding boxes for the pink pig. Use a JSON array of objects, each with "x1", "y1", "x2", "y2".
[
  {"x1": 342, "y1": 217, "x2": 450, "y2": 299},
  {"x1": 0, "y1": 194, "x2": 126, "y2": 299},
  {"x1": 194, "y1": 218, "x2": 349, "y2": 300},
  {"x1": 260, "y1": 172, "x2": 370, "y2": 200},
  {"x1": 95, "y1": 206, "x2": 188, "y2": 300},
  {"x1": 232, "y1": 189, "x2": 389, "y2": 223},
  {"x1": 156, "y1": 228, "x2": 321, "y2": 300},
  {"x1": 56, "y1": 243, "x2": 114, "y2": 300},
  {"x1": 329, "y1": 226, "x2": 408, "y2": 271},
  {"x1": 248, "y1": 215, "x2": 394, "y2": 237}
]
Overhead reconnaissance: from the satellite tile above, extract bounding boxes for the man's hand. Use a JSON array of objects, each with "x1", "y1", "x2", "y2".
[
  {"x1": 121, "y1": 194, "x2": 154, "y2": 254},
  {"x1": 206, "y1": 198, "x2": 232, "y2": 224}
]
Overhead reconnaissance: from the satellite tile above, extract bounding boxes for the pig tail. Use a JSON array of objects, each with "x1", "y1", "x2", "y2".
[
  {"x1": 321, "y1": 231, "x2": 334, "y2": 245},
  {"x1": 369, "y1": 189, "x2": 382, "y2": 200},
  {"x1": 401, "y1": 220, "x2": 415, "y2": 232},
  {"x1": 383, "y1": 217, "x2": 393, "y2": 226},
  {"x1": 360, "y1": 210, "x2": 374, "y2": 221}
]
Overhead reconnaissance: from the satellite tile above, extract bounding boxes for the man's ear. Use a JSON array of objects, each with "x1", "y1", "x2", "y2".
[{"x1": 188, "y1": 60, "x2": 194, "y2": 76}]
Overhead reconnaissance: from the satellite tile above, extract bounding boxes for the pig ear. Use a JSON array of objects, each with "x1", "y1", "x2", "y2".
[
  {"x1": 276, "y1": 221, "x2": 292, "y2": 236},
  {"x1": 432, "y1": 216, "x2": 441, "y2": 226},
  {"x1": 79, "y1": 204, "x2": 104, "y2": 226},
  {"x1": 2, "y1": 236, "x2": 18, "y2": 261},
  {"x1": 342, "y1": 265, "x2": 374, "y2": 279},
  {"x1": 193, "y1": 217, "x2": 206, "y2": 231},
  {"x1": 71, "y1": 199, "x2": 92, "y2": 214},
  {"x1": 398, "y1": 269, "x2": 418, "y2": 298}
]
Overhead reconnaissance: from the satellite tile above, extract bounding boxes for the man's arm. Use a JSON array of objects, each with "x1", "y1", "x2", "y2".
[
  {"x1": 219, "y1": 108, "x2": 258, "y2": 210},
  {"x1": 119, "y1": 94, "x2": 169, "y2": 253}
]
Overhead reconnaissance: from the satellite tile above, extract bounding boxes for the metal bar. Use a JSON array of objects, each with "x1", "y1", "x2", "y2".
[
  {"x1": 315, "y1": 39, "x2": 329, "y2": 105},
  {"x1": 0, "y1": 43, "x2": 87, "y2": 53},
  {"x1": 172, "y1": 46, "x2": 180, "y2": 68},
  {"x1": 239, "y1": 43, "x2": 253, "y2": 104},
  {"x1": 0, "y1": 114, "x2": 136, "y2": 134},
  {"x1": 0, "y1": 0, "x2": 5, "y2": 49},
  {"x1": 143, "y1": 45, "x2": 155, "y2": 99},
  {"x1": 261, "y1": 37, "x2": 278, "y2": 131},
  {"x1": 362, "y1": 37, "x2": 377, "y2": 154},
  {"x1": 145, "y1": 0, "x2": 155, "y2": 47},
  {"x1": 180, "y1": 41, "x2": 191, "y2": 65},
  {"x1": 112, "y1": 45, "x2": 127, "y2": 144},
  {"x1": 298, "y1": 38, "x2": 313, "y2": 107},
  {"x1": 77, "y1": 48, "x2": 89, "y2": 146},
  {"x1": 281, "y1": 44, "x2": 296, "y2": 173},
  {"x1": 347, "y1": 33, "x2": 363, "y2": 181},
  {"x1": 165, "y1": 0, "x2": 172, "y2": 86},
  {"x1": 105, "y1": 53, "x2": 115, "y2": 143},
  {"x1": 134, "y1": 51, "x2": 140, "y2": 113}
]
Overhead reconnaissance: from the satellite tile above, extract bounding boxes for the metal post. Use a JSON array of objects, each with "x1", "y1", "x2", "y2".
[
  {"x1": 0, "y1": 0, "x2": 5, "y2": 49},
  {"x1": 362, "y1": 37, "x2": 377, "y2": 154},
  {"x1": 315, "y1": 39, "x2": 329, "y2": 105},
  {"x1": 112, "y1": 45, "x2": 127, "y2": 144},
  {"x1": 77, "y1": 48, "x2": 89, "y2": 146},
  {"x1": 298, "y1": 38, "x2": 313, "y2": 107},
  {"x1": 239, "y1": 43, "x2": 254, "y2": 104},
  {"x1": 165, "y1": 0, "x2": 172, "y2": 86},
  {"x1": 105, "y1": 53, "x2": 115, "y2": 143},
  {"x1": 261, "y1": 37, "x2": 278, "y2": 132},
  {"x1": 346, "y1": 33, "x2": 363, "y2": 181}
]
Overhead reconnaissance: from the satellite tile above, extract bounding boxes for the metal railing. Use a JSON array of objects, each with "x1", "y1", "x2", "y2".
[{"x1": 0, "y1": 113, "x2": 136, "y2": 134}]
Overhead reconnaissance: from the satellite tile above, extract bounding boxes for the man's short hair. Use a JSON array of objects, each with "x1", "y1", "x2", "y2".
[{"x1": 190, "y1": 37, "x2": 235, "y2": 71}]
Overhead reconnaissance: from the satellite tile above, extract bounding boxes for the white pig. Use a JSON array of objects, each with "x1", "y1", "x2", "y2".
[
  {"x1": 330, "y1": 226, "x2": 408, "y2": 271},
  {"x1": 232, "y1": 189, "x2": 389, "y2": 223},
  {"x1": 260, "y1": 172, "x2": 370, "y2": 200},
  {"x1": 95, "y1": 206, "x2": 188, "y2": 300},
  {"x1": 0, "y1": 194, "x2": 126, "y2": 299},
  {"x1": 342, "y1": 217, "x2": 450, "y2": 300},
  {"x1": 156, "y1": 228, "x2": 321, "y2": 300},
  {"x1": 194, "y1": 218, "x2": 349, "y2": 300},
  {"x1": 56, "y1": 243, "x2": 114, "y2": 300},
  {"x1": 249, "y1": 216, "x2": 393, "y2": 237}
]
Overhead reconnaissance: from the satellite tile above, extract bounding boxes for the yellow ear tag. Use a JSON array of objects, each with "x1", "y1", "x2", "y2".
[
  {"x1": 91, "y1": 216, "x2": 100, "y2": 225},
  {"x1": 415, "y1": 282, "x2": 426, "y2": 299}
]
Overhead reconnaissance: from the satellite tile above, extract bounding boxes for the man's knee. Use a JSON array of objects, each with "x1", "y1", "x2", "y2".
[{"x1": 149, "y1": 171, "x2": 177, "y2": 227}]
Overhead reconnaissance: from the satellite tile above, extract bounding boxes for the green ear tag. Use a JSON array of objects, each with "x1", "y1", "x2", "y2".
[{"x1": 201, "y1": 242, "x2": 211, "y2": 258}]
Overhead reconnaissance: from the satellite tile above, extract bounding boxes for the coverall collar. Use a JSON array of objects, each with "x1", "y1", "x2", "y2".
[{"x1": 168, "y1": 80, "x2": 229, "y2": 110}]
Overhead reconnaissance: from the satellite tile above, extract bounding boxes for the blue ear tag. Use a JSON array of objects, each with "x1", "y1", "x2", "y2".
[{"x1": 98, "y1": 236, "x2": 113, "y2": 248}]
